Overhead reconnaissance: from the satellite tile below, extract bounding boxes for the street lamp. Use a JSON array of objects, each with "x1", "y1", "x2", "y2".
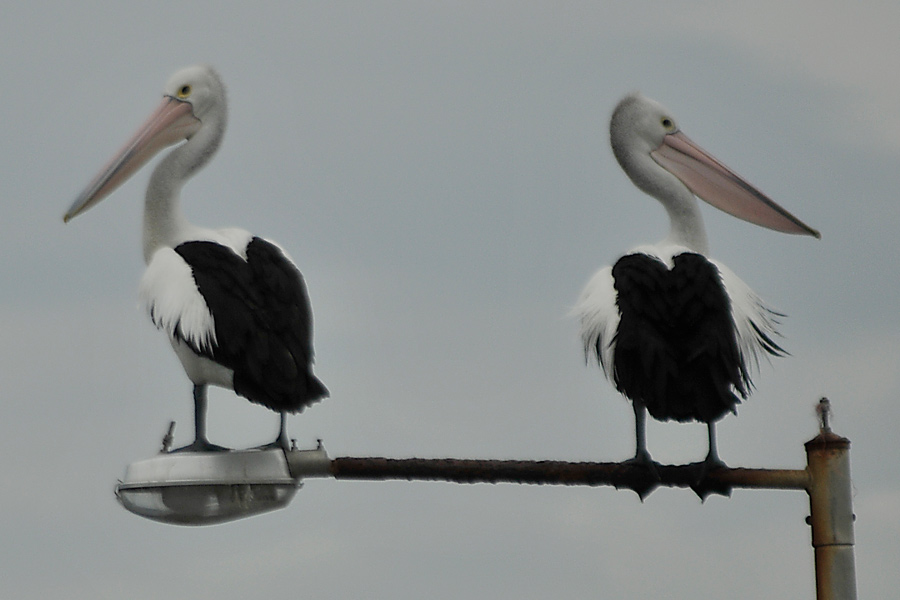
[{"x1": 115, "y1": 434, "x2": 330, "y2": 526}]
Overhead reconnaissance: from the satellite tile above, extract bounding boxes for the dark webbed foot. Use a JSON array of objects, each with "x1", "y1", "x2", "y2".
[
  {"x1": 255, "y1": 435, "x2": 292, "y2": 452},
  {"x1": 623, "y1": 450, "x2": 661, "y2": 500},
  {"x1": 181, "y1": 385, "x2": 229, "y2": 452},
  {"x1": 254, "y1": 413, "x2": 292, "y2": 452},
  {"x1": 689, "y1": 455, "x2": 731, "y2": 500},
  {"x1": 171, "y1": 438, "x2": 231, "y2": 453}
]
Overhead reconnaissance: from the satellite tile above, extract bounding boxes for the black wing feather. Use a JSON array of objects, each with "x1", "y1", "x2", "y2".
[
  {"x1": 611, "y1": 252, "x2": 747, "y2": 423},
  {"x1": 174, "y1": 238, "x2": 328, "y2": 413}
]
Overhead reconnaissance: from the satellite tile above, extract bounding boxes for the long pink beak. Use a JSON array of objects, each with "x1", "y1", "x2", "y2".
[
  {"x1": 651, "y1": 131, "x2": 820, "y2": 238},
  {"x1": 64, "y1": 96, "x2": 201, "y2": 222}
]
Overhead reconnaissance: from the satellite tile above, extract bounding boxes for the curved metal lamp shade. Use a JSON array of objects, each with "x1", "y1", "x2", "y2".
[{"x1": 115, "y1": 448, "x2": 308, "y2": 526}]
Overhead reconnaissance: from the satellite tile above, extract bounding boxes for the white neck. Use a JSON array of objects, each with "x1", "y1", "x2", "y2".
[
  {"x1": 142, "y1": 111, "x2": 225, "y2": 263},
  {"x1": 614, "y1": 144, "x2": 710, "y2": 255},
  {"x1": 659, "y1": 187, "x2": 709, "y2": 255}
]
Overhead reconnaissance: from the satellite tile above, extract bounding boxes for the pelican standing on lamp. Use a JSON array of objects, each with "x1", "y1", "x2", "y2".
[
  {"x1": 65, "y1": 65, "x2": 328, "y2": 451},
  {"x1": 575, "y1": 93, "x2": 818, "y2": 481}
]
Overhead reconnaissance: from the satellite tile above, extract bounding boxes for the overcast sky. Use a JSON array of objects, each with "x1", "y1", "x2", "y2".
[{"x1": 2, "y1": 2, "x2": 898, "y2": 598}]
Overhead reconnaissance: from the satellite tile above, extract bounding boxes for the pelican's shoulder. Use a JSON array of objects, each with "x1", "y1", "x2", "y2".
[
  {"x1": 184, "y1": 227, "x2": 255, "y2": 258},
  {"x1": 626, "y1": 242, "x2": 695, "y2": 267},
  {"x1": 192, "y1": 227, "x2": 299, "y2": 268}
]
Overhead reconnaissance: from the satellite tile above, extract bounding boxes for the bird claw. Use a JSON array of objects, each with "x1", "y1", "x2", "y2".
[
  {"x1": 170, "y1": 439, "x2": 231, "y2": 453},
  {"x1": 254, "y1": 436, "x2": 292, "y2": 452},
  {"x1": 253, "y1": 416, "x2": 293, "y2": 451},
  {"x1": 623, "y1": 452, "x2": 661, "y2": 500},
  {"x1": 689, "y1": 456, "x2": 731, "y2": 500}
]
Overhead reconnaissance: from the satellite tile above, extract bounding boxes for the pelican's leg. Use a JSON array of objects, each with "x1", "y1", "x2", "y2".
[
  {"x1": 194, "y1": 384, "x2": 209, "y2": 446},
  {"x1": 624, "y1": 400, "x2": 659, "y2": 500},
  {"x1": 705, "y1": 421, "x2": 729, "y2": 468},
  {"x1": 275, "y1": 412, "x2": 291, "y2": 450},
  {"x1": 173, "y1": 384, "x2": 227, "y2": 452},
  {"x1": 690, "y1": 420, "x2": 730, "y2": 500},
  {"x1": 630, "y1": 400, "x2": 653, "y2": 465},
  {"x1": 255, "y1": 412, "x2": 292, "y2": 451}
]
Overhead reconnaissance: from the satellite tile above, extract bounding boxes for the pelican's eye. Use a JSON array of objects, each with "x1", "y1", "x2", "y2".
[
  {"x1": 177, "y1": 84, "x2": 192, "y2": 99},
  {"x1": 661, "y1": 117, "x2": 676, "y2": 132}
]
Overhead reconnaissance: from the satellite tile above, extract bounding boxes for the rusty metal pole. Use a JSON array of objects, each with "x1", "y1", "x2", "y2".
[
  {"x1": 806, "y1": 399, "x2": 857, "y2": 600},
  {"x1": 284, "y1": 399, "x2": 856, "y2": 599}
]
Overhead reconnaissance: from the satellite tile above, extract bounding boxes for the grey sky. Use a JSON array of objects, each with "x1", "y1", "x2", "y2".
[{"x1": 2, "y1": 2, "x2": 898, "y2": 598}]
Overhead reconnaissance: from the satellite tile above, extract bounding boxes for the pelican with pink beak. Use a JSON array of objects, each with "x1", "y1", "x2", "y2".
[
  {"x1": 575, "y1": 93, "x2": 818, "y2": 489},
  {"x1": 65, "y1": 65, "x2": 328, "y2": 451}
]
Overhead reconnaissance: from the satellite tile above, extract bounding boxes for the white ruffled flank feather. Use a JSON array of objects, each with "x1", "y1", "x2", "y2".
[
  {"x1": 574, "y1": 265, "x2": 618, "y2": 377},
  {"x1": 712, "y1": 259, "x2": 785, "y2": 375}
]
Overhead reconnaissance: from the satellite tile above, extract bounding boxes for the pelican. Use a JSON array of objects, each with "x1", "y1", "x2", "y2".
[
  {"x1": 64, "y1": 65, "x2": 328, "y2": 451},
  {"x1": 575, "y1": 93, "x2": 818, "y2": 475}
]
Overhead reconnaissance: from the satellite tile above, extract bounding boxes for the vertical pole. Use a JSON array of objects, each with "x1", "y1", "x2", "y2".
[{"x1": 806, "y1": 399, "x2": 857, "y2": 600}]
